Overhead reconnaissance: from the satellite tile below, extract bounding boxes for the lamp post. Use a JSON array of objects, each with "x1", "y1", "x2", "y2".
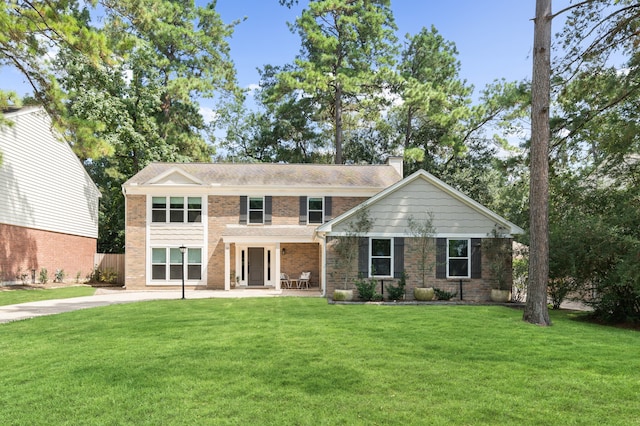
[{"x1": 179, "y1": 245, "x2": 187, "y2": 300}]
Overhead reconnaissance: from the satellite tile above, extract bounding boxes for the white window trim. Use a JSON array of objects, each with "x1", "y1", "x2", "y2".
[
  {"x1": 248, "y1": 196, "x2": 265, "y2": 225},
  {"x1": 307, "y1": 197, "x2": 324, "y2": 224},
  {"x1": 151, "y1": 196, "x2": 202, "y2": 224},
  {"x1": 447, "y1": 238, "x2": 471, "y2": 279},
  {"x1": 370, "y1": 237, "x2": 394, "y2": 278}
]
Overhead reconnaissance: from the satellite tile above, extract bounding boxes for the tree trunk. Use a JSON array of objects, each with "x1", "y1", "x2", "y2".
[
  {"x1": 335, "y1": 82, "x2": 343, "y2": 164},
  {"x1": 524, "y1": 0, "x2": 552, "y2": 326}
]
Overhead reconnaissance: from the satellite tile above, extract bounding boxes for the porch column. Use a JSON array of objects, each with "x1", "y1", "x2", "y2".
[
  {"x1": 224, "y1": 242, "x2": 230, "y2": 291},
  {"x1": 275, "y1": 242, "x2": 281, "y2": 290}
]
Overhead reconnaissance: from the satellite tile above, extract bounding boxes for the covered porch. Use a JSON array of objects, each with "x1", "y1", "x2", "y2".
[{"x1": 221, "y1": 226, "x2": 323, "y2": 292}]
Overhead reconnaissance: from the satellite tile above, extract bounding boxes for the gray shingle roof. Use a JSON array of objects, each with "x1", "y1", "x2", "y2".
[{"x1": 123, "y1": 162, "x2": 401, "y2": 189}]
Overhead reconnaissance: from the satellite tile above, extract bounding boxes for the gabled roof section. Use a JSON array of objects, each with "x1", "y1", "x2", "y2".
[
  {"x1": 317, "y1": 169, "x2": 525, "y2": 236},
  {"x1": 123, "y1": 162, "x2": 402, "y2": 191},
  {"x1": 145, "y1": 166, "x2": 205, "y2": 186}
]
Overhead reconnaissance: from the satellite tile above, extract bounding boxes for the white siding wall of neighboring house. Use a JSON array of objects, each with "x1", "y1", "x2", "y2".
[
  {"x1": 334, "y1": 178, "x2": 497, "y2": 236},
  {"x1": 0, "y1": 107, "x2": 100, "y2": 238}
]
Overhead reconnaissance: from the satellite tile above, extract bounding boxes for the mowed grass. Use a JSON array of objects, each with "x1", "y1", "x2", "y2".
[
  {"x1": 1, "y1": 298, "x2": 639, "y2": 425},
  {"x1": 0, "y1": 286, "x2": 96, "y2": 306}
]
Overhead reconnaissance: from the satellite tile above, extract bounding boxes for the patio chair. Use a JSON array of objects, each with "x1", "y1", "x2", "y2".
[
  {"x1": 298, "y1": 272, "x2": 311, "y2": 289},
  {"x1": 280, "y1": 273, "x2": 291, "y2": 289}
]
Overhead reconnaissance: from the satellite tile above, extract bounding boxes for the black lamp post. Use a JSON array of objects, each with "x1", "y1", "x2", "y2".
[{"x1": 179, "y1": 245, "x2": 187, "y2": 299}]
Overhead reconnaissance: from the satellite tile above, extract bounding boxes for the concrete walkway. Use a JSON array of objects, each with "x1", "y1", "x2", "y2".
[{"x1": 0, "y1": 288, "x2": 322, "y2": 324}]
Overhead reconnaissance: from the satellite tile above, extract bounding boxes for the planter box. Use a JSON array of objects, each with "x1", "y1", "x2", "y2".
[
  {"x1": 333, "y1": 289, "x2": 354, "y2": 301},
  {"x1": 491, "y1": 289, "x2": 511, "y2": 303}
]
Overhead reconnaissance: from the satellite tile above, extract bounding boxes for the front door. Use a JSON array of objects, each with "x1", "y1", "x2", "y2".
[{"x1": 248, "y1": 247, "x2": 264, "y2": 286}]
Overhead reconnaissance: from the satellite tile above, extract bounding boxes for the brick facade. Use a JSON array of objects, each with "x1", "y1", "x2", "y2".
[
  {"x1": 124, "y1": 195, "x2": 146, "y2": 290},
  {"x1": 325, "y1": 237, "x2": 514, "y2": 302},
  {"x1": 0, "y1": 223, "x2": 96, "y2": 283}
]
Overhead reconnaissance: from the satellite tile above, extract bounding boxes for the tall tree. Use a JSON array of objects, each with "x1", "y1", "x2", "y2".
[
  {"x1": 267, "y1": 0, "x2": 398, "y2": 164},
  {"x1": 525, "y1": 0, "x2": 552, "y2": 326}
]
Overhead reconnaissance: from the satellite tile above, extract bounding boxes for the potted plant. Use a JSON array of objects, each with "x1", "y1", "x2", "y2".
[
  {"x1": 408, "y1": 213, "x2": 436, "y2": 301},
  {"x1": 332, "y1": 209, "x2": 373, "y2": 301}
]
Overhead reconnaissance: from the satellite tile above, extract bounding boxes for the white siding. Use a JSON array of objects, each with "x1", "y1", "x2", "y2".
[
  {"x1": 0, "y1": 108, "x2": 100, "y2": 238},
  {"x1": 333, "y1": 177, "x2": 497, "y2": 236},
  {"x1": 149, "y1": 225, "x2": 205, "y2": 245}
]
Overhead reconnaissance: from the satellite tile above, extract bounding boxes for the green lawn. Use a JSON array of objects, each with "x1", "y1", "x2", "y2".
[
  {"x1": 1, "y1": 298, "x2": 638, "y2": 425},
  {"x1": 0, "y1": 286, "x2": 96, "y2": 306}
]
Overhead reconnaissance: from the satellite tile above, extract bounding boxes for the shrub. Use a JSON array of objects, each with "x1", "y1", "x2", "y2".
[
  {"x1": 39, "y1": 268, "x2": 49, "y2": 284},
  {"x1": 54, "y1": 269, "x2": 65, "y2": 283},
  {"x1": 89, "y1": 267, "x2": 118, "y2": 284},
  {"x1": 386, "y1": 272, "x2": 406, "y2": 301},
  {"x1": 355, "y1": 276, "x2": 378, "y2": 301},
  {"x1": 434, "y1": 288, "x2": 457, "y2": 301}
]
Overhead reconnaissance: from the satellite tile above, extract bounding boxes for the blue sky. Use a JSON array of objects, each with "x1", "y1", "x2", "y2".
[{"x1": 2, "y1": 1, "x2": 573, "y2": 104}]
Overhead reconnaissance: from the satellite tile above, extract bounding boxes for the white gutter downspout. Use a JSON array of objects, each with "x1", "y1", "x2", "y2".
[{"x1": 316, "y1": 231, "x2": 327, "y2": 297}]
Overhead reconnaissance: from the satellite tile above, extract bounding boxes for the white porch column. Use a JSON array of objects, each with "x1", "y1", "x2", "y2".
[
  {"x1": 319, "y1": 235, "x2": 327, "y2": 297},
  {"x1": 224, "y1": 242, "x2": 230, "y2": 291},
  {"x1": 275, "y1": 242, "x2": 281, "y2": 290}
]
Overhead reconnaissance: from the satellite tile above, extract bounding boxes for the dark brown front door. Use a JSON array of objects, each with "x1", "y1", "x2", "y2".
[{"x1": 248, "y1": 247, "x2": 264, "y2": 286}]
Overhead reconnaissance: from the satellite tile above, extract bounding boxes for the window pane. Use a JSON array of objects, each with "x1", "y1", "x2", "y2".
[
  {"x1": 372, "y1": 259, "x2": 391, "y2": 276},
  {"x1": 308, "y1": 211, "x2": 323, "y2": 224},
  {"x1": 170, "y1": 248, "x2": 183, "y2": 264},
  {"x1": 152, "y1": 197, "x2": 166, "y2": 208},
  {"x1": 308, "y1": 198, "x2": 323, "y2": 210},
  {"x1": 152, "y1": 265, "x2": 166, "y2": 280},
  {"x1": 188, "y1": 211, "x2": 201, "y2": 223},
  {"x1": 249, "y1": 211, "x2": 263, "y2": 223},
  {"x1": 249, "y1": 198, "x2": 263, "y2": 209},
  {"x1": 372, "y1": 239, "x2": 391, "y2": 256},
  {"x1": 449, "y1": 259, "x2": 468, "y2": 277},
  {"x1": 449, "y1": 240, "x2": 468, "y2": 258},
  {"x1": 170, "y1": 197, "x2": 184, "y2": 209},
  {"x1": 170, "y1": 265, "x2": 183, "y2": 280},
  {"x1": 188, "y1": 248, "x2": 201, "y2": 264},
  {"x1": 187, "y1": 197, "x2": 201, "y2": 209},
  {"x1": 152, "y1": 210, "x2": 166, "y2": 222},
  {"x1": 188, "y1": 265, "x2": 201, "y2": 280},
  {"x1": 170, "y1": 210, "x2": 184, "y2": 222},
  {"x1": 152, "y1": 248, "x2": 166, "y2": 264}
]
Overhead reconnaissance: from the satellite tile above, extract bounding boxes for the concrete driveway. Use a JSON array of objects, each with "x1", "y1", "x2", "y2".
[{"x1": 0, "y1": 288, "x2": 320, "y2": 324}]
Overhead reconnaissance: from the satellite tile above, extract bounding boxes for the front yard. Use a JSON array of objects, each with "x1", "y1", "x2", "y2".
[{"x1": 0, "y1": 298, "x2": 638, "y2": 425}]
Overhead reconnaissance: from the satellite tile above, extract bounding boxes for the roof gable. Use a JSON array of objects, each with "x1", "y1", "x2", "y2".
[
  {"x1": 146, "y1": 167, "x2": 204, "y2": 186},
  {"x1": 318, "y1": 169, "x2": 524, "y2": 237}
]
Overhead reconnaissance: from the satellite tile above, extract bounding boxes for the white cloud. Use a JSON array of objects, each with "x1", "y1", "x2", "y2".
[{"x1": 199, "y1": 106, "x2": 218, "y2": 124}]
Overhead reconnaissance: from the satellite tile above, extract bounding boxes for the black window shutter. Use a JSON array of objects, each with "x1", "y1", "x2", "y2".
[
  {"x1": 358, "y1": 237, "x2": 369, "y2": 277},
  {"x1": 436, "y1": 238, "x2": 447, "y2": 279},
  {"x1": 324, "y1": 196, "x2": 332, "y2": 221},
  {"x1": 299, "y1": 196, "x2": 307, "y2": 225},
  {"x1": 239, "y1": 196, "x2": 247, "y2": 224},
  {"x1": 393, "y1": 237, "x2": 404, "y2": 278},
  {"x1": 471, "y1": 238, "x2": 482, "y2": 278},
  {"x1": 265, "y1": 196, "x2": 272, "y2": 225}
]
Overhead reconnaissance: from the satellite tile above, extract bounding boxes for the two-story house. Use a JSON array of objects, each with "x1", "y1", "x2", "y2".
[
  {"x1": 0, "y1": 106, "x2": 101, "y2": 283},
  {"x1": 122, "y1": 158, "x2": 523, "y2": 301}
]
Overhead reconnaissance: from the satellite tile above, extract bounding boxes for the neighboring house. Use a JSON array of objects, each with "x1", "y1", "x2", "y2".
[
  {"x1": 122, "y1": 158, "x2": 523, "y2": 301},
  {"x1": 0, "y1": 106, "x2": 101, "y2": 283}
]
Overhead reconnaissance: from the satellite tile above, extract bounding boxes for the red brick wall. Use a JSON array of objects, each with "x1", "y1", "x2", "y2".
[
  {"x1": 325, "y1": 237, "x2": 513, "y2": 302},
  {"x1": 207, "y1": 195, "x2": 239, "y2": 289},
  {"x1": 0, "y1": 223, "x2": 96, "y2": 283},
  {"x1": 280, "y1": 243, "x2": 320, "y2": 287}
]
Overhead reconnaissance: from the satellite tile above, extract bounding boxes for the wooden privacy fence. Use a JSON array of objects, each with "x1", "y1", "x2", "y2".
[{"x1": 94, "y1": 253, "x2": 125, "y2": 284}]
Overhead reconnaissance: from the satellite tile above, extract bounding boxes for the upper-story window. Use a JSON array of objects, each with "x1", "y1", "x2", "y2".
[
  {"x1": 152, "y1": 196, "x2": 202, "y2": 223},
  {"x1": 248, "y1": 197, "x2": 264, "y2": 224},
  {"x1": 308, "y1": 197, "x2": 324, "y2": 224}
]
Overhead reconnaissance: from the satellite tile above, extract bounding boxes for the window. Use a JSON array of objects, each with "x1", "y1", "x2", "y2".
[
  {"x1": 187, "y1": 248, "x2": 202, "y2": 280},
  {"x1": 371, "y1": 238, "x2": 392, "y2": 276},
  {"x1": 308, "y1": 197, "x2": 324, "y2": 224},
  {"x1": 151, "y1": 247, "x2": 202, "y2": 281},
  {"x1": 151, "y1": 196, "x2": 202, "y2": 223},
  {"x1": 448, "y1": 239, "x2": 470, "y2": 278},
  {"x1": 249, "y1": 197, "x2": 264, "y2": 224},
  {"x1": 151, "y1": 248, "x2": 167, "y2": 280}
]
